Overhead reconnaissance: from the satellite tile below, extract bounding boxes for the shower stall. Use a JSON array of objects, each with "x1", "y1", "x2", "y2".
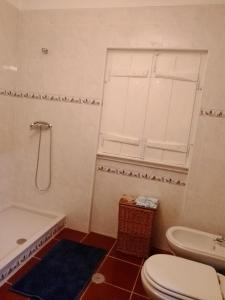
[
  {"x1": 0, "y1": 204, "x2": 65, "y2": 284},
  {"x1": 0, "y1": 0, "x2": 69, "y2": 285},
  {"x1": 0, "y1": 120, "x2": 65, "y2": 284},
  {"x1": 0, "y1": 116, "x2": 64, "y2": 285},
  {"x1": 0, "y1": 0, "x2": 99, "y2": 285}
]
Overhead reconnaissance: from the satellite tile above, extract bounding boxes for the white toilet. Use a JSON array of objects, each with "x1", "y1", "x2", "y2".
[{"x1": 141, "y1": 254, "x2": 225, "y2": 300}]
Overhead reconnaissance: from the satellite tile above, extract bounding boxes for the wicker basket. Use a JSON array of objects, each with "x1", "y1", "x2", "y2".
[
  {"x1": 117, "y1": 195, "x2": 157, "y2": 257},
  {"x1": 117, "y1": 232, "x2": 151, "y2": 257},
  {"x1": 119, "y1": 204, "x2": 154, "y2": 238}
]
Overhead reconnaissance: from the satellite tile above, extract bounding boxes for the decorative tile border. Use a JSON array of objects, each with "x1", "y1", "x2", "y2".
[
  {"x1": 0, "y1": 218, "x2": 65, "y2": 285},
  {"x1": 96, "y1": 165, "x2": 186, "y2": 186},
  {"x1": 0, "y1": 89, "x2": 100, "y2": 106},
  {"x1": 201, "y1": 109, "x2": 225, "y2": 118}
]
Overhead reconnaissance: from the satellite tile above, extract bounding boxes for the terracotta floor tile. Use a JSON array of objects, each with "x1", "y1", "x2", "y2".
[
  {"x1": 34, "y1": 239, "x2": 59, "y2": 259},
  {"x1": 133, "y1": 272, "x2": 147, "y2": 297},
  {"x1": 109, "y1": 243, "x2": 143, "y2": 265},
  {"x1": 8, "y1": 258, "x2": 39, "y2": 284},
  {"x1": 0, "y1": 283, "x2": 29, "y2": 299},
  {"x1": 81, "y1": 282, "x2": 130, "y2": 300},
  {"x1": 98, "y1": 257, "x2": 139, "y2": 291},
  {"x1": 130, "y1": 293, "x2": 149, "y2": 300},
  {"x1": 82, "y1": 232, "x2": 115, "y2": 251},
  {"x1": 55, "y1": 228, "x2": 86, "y2": 242}
]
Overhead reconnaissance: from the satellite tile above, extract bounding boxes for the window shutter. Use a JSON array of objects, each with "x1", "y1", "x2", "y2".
[
  {"x1": 100, "y1": 51, "x2": 154, "y2": 158},
  {"x1": 99, "y1": 49, "x2": 206, "y2": 167}
]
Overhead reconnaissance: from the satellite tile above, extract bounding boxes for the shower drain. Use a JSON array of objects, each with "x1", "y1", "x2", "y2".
[
  {"x1": 16, "y1": 238, "x2": 27, "y2": 245},
  {"x1": 91, "y1": 273, "x2": 105, "y2": 284}
]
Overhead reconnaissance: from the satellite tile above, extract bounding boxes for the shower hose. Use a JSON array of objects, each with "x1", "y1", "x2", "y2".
[{"x1": 35, "y1": 125, "x2": 52, "y2": 191}]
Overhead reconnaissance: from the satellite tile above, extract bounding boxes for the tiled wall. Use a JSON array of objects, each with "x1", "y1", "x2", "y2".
[
  {"x1": 0, "y1": 1, "x2": 19, "y2": 207},
  {"x1": 92, "y1": 159, "x2": 187, "y2": 249},
  {"x1": 182, "y1": 115, "x2": 225, "y2": 236},
  {"x1": 0, "y1": 0, "x2": 18, "y2": 90},
  {"x1": 10, "y1": 97, "x2": 100, "y2": 232},
  {"x1": 89, "y1": 5, "x2": 225, "y2": 249},
  {"x1": 1, "y1": 2, "x2": 225, "y2": 248}
]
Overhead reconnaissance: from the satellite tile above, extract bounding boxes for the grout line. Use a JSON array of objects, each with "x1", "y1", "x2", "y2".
[
  {"x1": 129, "y1": 265, "x2": 142, "y2": 300},
  {"x1": 132, "y1": 292, "x2": 149, "y2": 299},
  {"x1": 108, "y1": 255, "x2": 141, "y2": 267},
  {"x1": 33, "y1": 256, "x2": 41, "y2": 260},
  {"x1": 80, "y1": 239, "x2": 144, "y2": 299},
  {"x1": 79, "y1": 280, "x2": 93, "y2": 300},
  {"x1": 80, "y1": 233, "x2": 89, "y2": 243},
  {"x1": 33, "y1": 257, "x2": 40, "y2": 261},
  {"x1": 80, "y1": 239, "x2": 117, "y2": 299},
  {"x1": 104, "y1": 281, "x2": 132, "y2": 294},
  {"x1": 108, "y1": 240, "x2": 117, "y2": 256},
  {"x1": 96, "y1": 239, "x2": 117, "y2": 271}
]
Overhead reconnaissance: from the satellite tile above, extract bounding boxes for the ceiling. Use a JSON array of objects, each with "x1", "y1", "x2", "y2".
[{"x1": 6, "y1": 0, "x2": 225, "y2": 10}]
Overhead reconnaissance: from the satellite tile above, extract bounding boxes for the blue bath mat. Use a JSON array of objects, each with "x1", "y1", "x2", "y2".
[{"x1": 11, "y1": 239, "x2": 106, "y2": 300}]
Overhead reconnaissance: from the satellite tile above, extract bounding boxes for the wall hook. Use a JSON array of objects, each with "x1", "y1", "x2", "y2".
[{"x1": 41, "y1": 48, "x2": 49, "y2": 54}]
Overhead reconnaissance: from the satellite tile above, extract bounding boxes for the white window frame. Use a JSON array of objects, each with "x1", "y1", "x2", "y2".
[{"x1": 97, "y1": 48, "x2": 207, "y2": 173}]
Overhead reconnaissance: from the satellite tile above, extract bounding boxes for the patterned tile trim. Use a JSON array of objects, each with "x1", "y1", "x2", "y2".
[
  {"x1": 0, "y1": 218, "x2": 65, "y2": 285},
  {"x1": 201, "y1": 109, "x2": 225, "y2": 118},
  {"x1": 96, "y1": 165, "x2": 186, "y2": 186},
  {"x1": 0, "y1": 89, "x2": 100, "y2": 106}
]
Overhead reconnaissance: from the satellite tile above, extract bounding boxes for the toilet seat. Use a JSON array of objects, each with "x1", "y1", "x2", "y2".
[
  {"x1": 218, "y1": 274, "x2": 225, "y2": 299},
  {"x1": 142, "y1": 267, "x2": 192, "y2": 300},
  {"x1": 142, "y1": 254, "x2": 223, "y2": 300}
]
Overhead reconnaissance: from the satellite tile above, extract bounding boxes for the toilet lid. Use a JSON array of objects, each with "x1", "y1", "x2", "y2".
[
  {"x1": 143, "y1": 254, "x2": 223, "y2": 300},
  {"x1": 218, "y1": 273, "x2": 225, "y2": 299}
]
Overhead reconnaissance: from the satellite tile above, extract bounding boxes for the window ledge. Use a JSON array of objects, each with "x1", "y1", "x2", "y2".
[{"x1": 97, "y1": 153, "x2": 188, "y2": 174}]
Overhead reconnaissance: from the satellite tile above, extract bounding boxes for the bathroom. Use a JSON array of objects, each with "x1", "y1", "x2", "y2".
[{"x1": 0, "y1": 0, "x2": 225, "y2": 299}]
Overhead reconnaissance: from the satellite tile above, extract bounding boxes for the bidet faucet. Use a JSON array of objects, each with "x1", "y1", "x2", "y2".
[{"x1": 214, "y1": 234, "x2": 225, "y2": 243}]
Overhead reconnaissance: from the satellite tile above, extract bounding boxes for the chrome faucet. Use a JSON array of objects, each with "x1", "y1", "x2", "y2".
[
  {"x1": 214, "y1": 234, "x2": 225, "y2": 243},
  {"x1": 30, "y1": 121, "x2": 52, "y2": 129}
]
